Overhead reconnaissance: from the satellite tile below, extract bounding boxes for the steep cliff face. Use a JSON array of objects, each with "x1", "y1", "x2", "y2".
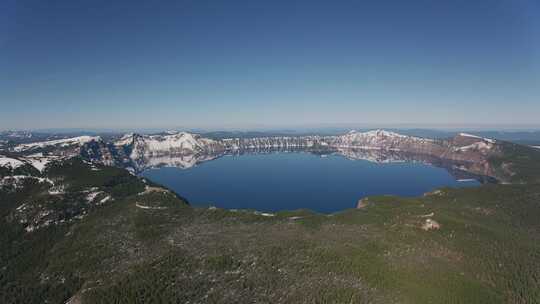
[
  {"x1": 441, "y1": 133, "x2": 501, "y2": 178},
  {"x1": 327, "y1": 131, "x2": 500, "y2": 164},
  {"x1": 107, "y1": 130, "x2": 500, "y2": 160},
  {"x1": 99, "y1": 130, "x2": 504, "y2": 179},
  {"x1": 108, "y1": 132, "x2": 226, "y2": 171},
  {"x1": 126, "y1": 132, "x2": 223, "y2": 158},
  {"x1": 327, "y1": 130, "x2": 436, "y2": 149},
  {"x1": 221, "y1": 136, "x2": 323, "y2": 150}
]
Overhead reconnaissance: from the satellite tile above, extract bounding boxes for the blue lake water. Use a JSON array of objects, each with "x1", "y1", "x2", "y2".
[{"x1": 141, "y1": 152, "x2": 480, "y2": 213}]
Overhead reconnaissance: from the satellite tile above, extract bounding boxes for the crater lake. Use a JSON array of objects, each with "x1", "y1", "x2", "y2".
[{"x1": 140, "y1": 152, "x2": 481, "y2": 213}]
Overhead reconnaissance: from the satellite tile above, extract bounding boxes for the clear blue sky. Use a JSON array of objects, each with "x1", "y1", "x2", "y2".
[{"x1": 1, "y1": 0, "x2": 539, "y2": 130}]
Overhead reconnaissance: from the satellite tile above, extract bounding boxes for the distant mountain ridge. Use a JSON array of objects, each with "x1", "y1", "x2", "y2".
[
  {"x1": 111, "y1": 130, "x2": 501, "y2": 174},
  {"x1": 2, "y1": 129, "x2": 519, "y2": 182}
]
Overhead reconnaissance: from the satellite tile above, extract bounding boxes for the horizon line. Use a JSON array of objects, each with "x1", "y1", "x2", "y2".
[{"x1": 2, "y1": 123, "x2": 540, "y2": 134}]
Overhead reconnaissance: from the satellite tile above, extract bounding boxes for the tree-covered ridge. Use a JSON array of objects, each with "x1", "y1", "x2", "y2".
[
  {"x1": 0, "y1": 158, "x2": 150, "y2": 303},
  {"x1": 488, "y1": 141, "x2": 540, "y2": 184}
]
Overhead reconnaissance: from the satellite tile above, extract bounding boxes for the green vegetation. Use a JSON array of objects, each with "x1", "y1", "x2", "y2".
[
  {"x1": 489, "y1": 141, "x2": 540, "y2": 184},
  {"x1": 0, "y1": 162, "x2": 40, "y2": 178},
  {"x1": 46, "y1": 158, "x2": 145, "y2": 196},
  {"x1": 1, "y1": 156, "x2": 540, "y2": 303}
]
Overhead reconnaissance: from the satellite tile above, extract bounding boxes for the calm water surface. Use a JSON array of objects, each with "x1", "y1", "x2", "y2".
[{"x1": 141, "y1": 153, "x2": 479, "y2": 213}]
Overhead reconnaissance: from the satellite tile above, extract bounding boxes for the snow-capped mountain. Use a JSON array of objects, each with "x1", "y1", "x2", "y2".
[
  {"x1": 327, "y1": 129, "x2": 434, "y2": 149},
  {"x1": 122, "y1": 132, "x2": 223, "y2": 158}
]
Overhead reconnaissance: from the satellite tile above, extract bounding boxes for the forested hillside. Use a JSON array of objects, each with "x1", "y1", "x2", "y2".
[{"x1": 1, "y1": 157, "x2": 540, "y2": 303}]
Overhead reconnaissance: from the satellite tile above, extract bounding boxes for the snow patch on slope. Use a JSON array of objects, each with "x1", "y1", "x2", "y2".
[
  {"x1": 331, "y1": 129, "x2": 433, "y2": 149},
  {"x1": 458, "y1": 133, "x2": 496, "y2": 144},
  {"x1": 456, "y1": 141, "x2": 493, "y2": 152},
  {"x1": 14, "y1": 136, "x2": 100, "y2": 152},
  {"x1": 0, "y1": 157, "x2": 25, "y2": 169},
  {"x1": 1, "y1": 153, "x2": 61, "y2": 172},
  {"x1": 359, "y1": 129, "x2": 408, "y2": 139},
  {"x1": 24, "y1": 156, "x2": 59, "y2": 172},
  {"x1": 459, "y1": 133, "x2": 482, "y2": 139},
  {"x1": 115, "y1": 133, "x2": 135, "y2": 146},
  {"x1": 143, "y1": 132, "x2": 201, "y2": 151}
]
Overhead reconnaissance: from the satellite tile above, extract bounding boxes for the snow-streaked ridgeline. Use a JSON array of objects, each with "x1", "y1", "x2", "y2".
[
  {"x1": 1, "y1": 129, "x2": 501, "y2": 178},
  {"x1": 13, "y1": 136, "x2": 99, "y2": 152}
]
